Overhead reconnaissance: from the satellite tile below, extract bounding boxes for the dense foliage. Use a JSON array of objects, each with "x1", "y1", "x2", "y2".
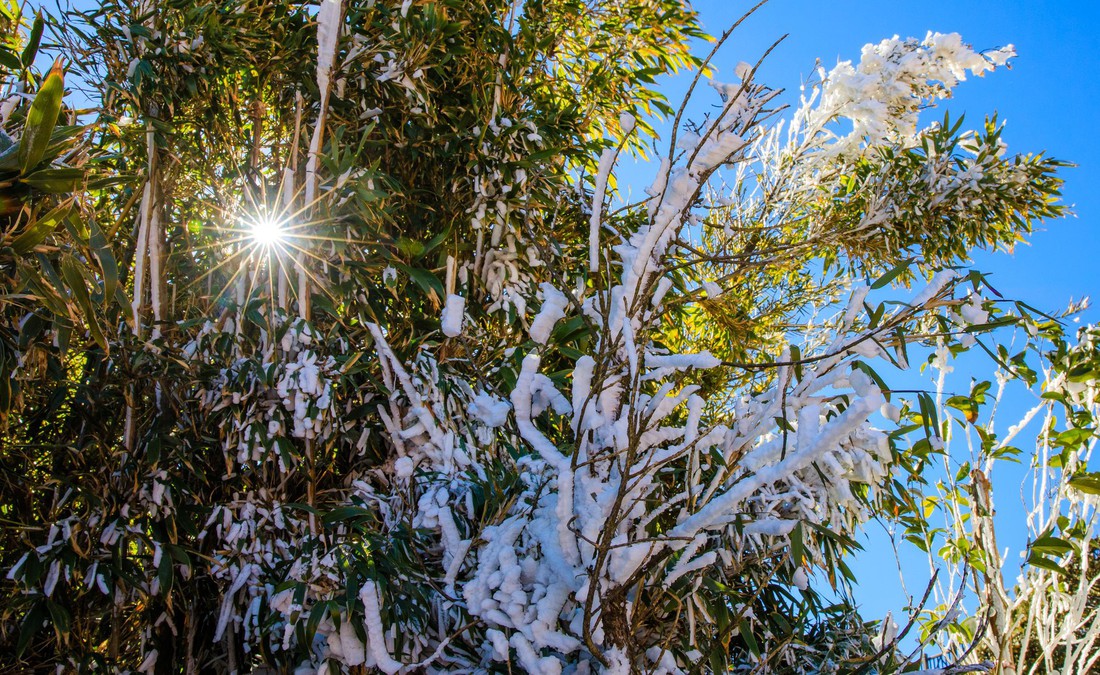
[{"x1": 0, "y1": 1, "x2": 1095, "y2": 673}]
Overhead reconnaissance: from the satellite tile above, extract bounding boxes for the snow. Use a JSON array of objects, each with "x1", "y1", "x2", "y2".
[
  {"x1": 619, "y1": 112, "x2": 636, "y2": 135},
  {"x1": 791, "y1": 567, "x2": 809, "y2": 591},
  {"x1": 393, "y1": 456, "x2": 415, "y2": 478},
  {"x1": 960, "y1": 293, "x2": 989, "y2": 325},
  {"x1": 316, "y1": 0, "x2": 342, "y2": 94},
  {"x1": 590, "y1": 148, "x2": 616, "y2": 273},
  {"x1": 529, "y1": 284, "x2": 568, "y2": 344},
  {"x1": 645, "y1": 351, "x2": 721, "y2": 371},
  {"x1": 136, "y1": 650, "x2": 158, "y2": 674},
  {"x1": 9, "y1": 23, "x2": 1037, "y2": 674},
  {"x1": 744, "y1": 519, "x2": 798, "y2": 537},
  {"x1": 441, "y1": 293, "x2": 466, "y2": 337},
  {"x1": 469, "y1": 391, "x2": 511, "y2": 428},
  {"x1": 809, "y1": 32, "x2": 1014, "y2": 158},
  {"x1": 361, "y1": 581, "x2": 403, "y2": 674},
  {"x1": 910, "y1": 270, "x2": 958, "y2": 307},
  {"x1": 843, "y1": 284, "x2": 869, "y2": 326}
]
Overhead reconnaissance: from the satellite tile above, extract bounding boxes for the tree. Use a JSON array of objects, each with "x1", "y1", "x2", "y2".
[
  {"x1": 912, "y1": 321, "x2": 1100, "y2": 675},
  {"x1": 0, "y1": 1, "x2": 1085, "y2": 673}
]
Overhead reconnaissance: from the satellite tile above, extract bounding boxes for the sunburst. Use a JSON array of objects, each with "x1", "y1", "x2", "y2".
[{"x1": 244, "y1": 212, "x2": 289, "y2": 248}]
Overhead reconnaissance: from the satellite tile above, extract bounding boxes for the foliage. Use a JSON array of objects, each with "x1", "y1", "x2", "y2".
[
  {"x1": 0, "y1": 2, "x2": 1090, "y2": 674},
  {"x1": 910, "y1": 317, "x2": 1100, "y2": 674}
]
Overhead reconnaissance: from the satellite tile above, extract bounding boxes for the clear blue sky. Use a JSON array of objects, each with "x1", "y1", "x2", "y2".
[
  {"x1": 625, "y1": 0, "x2": 1100, "y2": 638},
  {"x1": 633, "y1": 0, "x2": 1100, "y2": 318}
]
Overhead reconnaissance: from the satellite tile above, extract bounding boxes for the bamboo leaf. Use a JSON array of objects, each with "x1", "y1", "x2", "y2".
[
  {"x1": 870, "y1": 258, "x2": 912, "y2": 290},
  {"x1": 20, "y1": 12, "x2": 43, "y2": 67},
  {"x1": 88, "y1": 218, "x2": 118, "y2": 301},
  {"x1": 18, "y1": 57, "x2": 64, "y2": 175},
  {"x1": 1068, "y1": 472, "x2": 1100, "y2": 496},
  {"x1": 9, "y1": 202, "x2": 70, "y2": 254},
  {"x1": 60, "y1": 256, "x2": 108, "y2": 354},
  {"x1": 20, "y1": 167, "x2": 83, "y2": 193}
]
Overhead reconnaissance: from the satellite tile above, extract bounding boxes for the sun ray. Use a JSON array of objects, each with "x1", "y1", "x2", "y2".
[{"x1": 172, "y1": 174, "x2": 397, "y2": 321}]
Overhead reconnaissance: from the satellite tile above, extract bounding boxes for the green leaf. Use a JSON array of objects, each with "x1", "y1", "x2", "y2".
[
  {"x1": 305, "y1": 599, "x2": 331, "y2": 642},
  {"x1": 395, "y1": 263, "x2": 444, "y2": 302},
  {"x1": 88, "y1": 218, "x2": 118, "y2": 301},
  {"x1": 19, "y1": 58, "x2": 64, "y2": 175},
  {"x1": 0, "y1": 47, "x2": 20, "y2": 71},
  {"x1": 1026, "y1": 552, "x2": 1068, "y2": 576},
  {"x1": 86, "y1": 174, "x2": 139, "y2": 190},
  {"x1": 283, "y1": 502, "x2": 320, "y2": 516},
  {"x1": 963, "y1": 317, "x2": 1018, "y2": 333},
  {"x1": 157, "y1": 548, "x2": 174, "y2": 595},
  {"x1": 9, "y1": 202, "x2": 70, "y2": 254},
  {"x1": 45, "y1": 600, "x2": 70, "y2": 639},
  {"x1": 1029, "y1": 535, "x2": 1075, "y2": 557},
  {"x1": 395, "y1": 236, "x2": 425, "y2": 258},
  {"x1": 789, "y1": 344, "x2": 802, "y2": 381},
  {"x1": 739, "y1": 618, "x2": 760, "y2": 657},
  {"x1": 945, "y1": 395, "x2": 978, "y2": 424},
  {"x1": 20, "y1": 12, "x2": 43, "y2": 67},
  {"x1": 870, "y1": 258, "x2": 912, "y2": 290},
  {"x1": 790, "y1": 522, "x2": 804, "y2": 566},
  {"x1": 60, "y1": 256, "x2": 108, "y2": 354},
  {"x1": 17, "y1": 601, "x2": 46, "y2": 656},
  {"x1": 20, "y1": 167, "x2": 83, "y2": 193},
  {"x1": 322, "y1": 506, "x2": 374, "y2": 526},
  {"x1": 1068, "y1": 472, "x2": 1100, "y2": 496}
]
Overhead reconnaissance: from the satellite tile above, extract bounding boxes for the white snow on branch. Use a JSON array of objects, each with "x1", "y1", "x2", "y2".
[{"x1": 441, "y1": 293, "x2": 466, "y2": 337}]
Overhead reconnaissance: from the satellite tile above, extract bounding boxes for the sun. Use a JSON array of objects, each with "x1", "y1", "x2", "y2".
[{"x1": 247, "y1": 214, "x2": 287, "y2": 247}]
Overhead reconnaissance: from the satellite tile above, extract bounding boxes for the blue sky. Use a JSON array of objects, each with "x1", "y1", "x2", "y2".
[
  {"x1": 632, "y1": 0, "x2": 1100, "y2": 317},
  {"x1": 620, "y1": 0, "x2": 1100, "y2": 639}
]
